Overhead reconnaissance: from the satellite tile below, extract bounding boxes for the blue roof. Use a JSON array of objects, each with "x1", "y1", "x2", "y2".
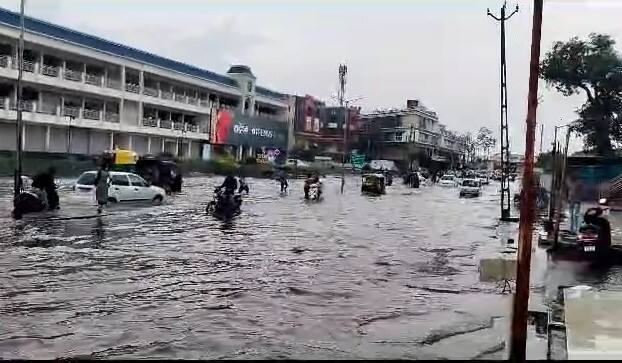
[{"x1": 0, "y1": 7, "x2": 288, "y2": 100}]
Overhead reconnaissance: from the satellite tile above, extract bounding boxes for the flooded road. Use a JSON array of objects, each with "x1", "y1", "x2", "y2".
[{"x1": 1, "y1": 175, "x2": 621, "y2": 359}]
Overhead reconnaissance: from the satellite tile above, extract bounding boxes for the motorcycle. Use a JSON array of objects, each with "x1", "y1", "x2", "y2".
[
  {"x1": 205, "y1": 187, "x2": 242, "y2": 218},
  {"x1": 12, "y1": 189, "x2": 47, "y2": 219},
  {"x1": 576, "y1": 205, "x2": 611, "y2": 259}
]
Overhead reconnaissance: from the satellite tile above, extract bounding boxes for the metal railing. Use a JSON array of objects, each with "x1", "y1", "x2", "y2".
[
  {"x1": 83, "y1": 109, "x2": 101, "y2": 120},
  {"x1": 41, "y1": 64, "x2": 59, "y2": 77},
  {"x1": 106, "y1": 79, "x2": 121, "y2": 89},
  {"x1": 10, "y1": 100, "x2": 34, "y2": 112},
  {"x1": 185, "y1": 123, "x2": 198, "y2": 132},
  {"x1": 200, "y1": 99, "x2": 209, "y2": 107},
  {"x1": 85, "y1": 73, "x2": 102, "y2": 86},
  {"x1": 37, "y1": 103, "x2": 57, "y2": 115},
  {"x1": 188, "y1": 97, "x2": 198, "y2": 105},
  {"x1": 161, "y1": 90, "x2": 173, "y2": 100},
  {"x1": 0, "y1": 97, "x2": 5, "y2": 109},
  {"x1": 142, "y1": 118, "x2": 158, "y2": 127},
  {"x1": 0, "y1": 55, "x2": 8, "y2": 68},
  {"x1": 143, "y1": 87, "x2": 158, "y2": 97},
  {"x1": 63, "y1": 106, "x2": 80, "y2": 118},
  {"x1": 173, "y1": 122, "x2": 183, "y2": 130},
  {"x1": 125, "y1": 83, "x2": 140, "y2": 93},
  {"x1": 160, "y1": 119, "x2": 173, "y2": 129},
  {"x1": 174, "y1": 93, "x2": 186, "y2": 103},
  {"x1": 104, "y1": 112, "x2": 120, "y2": 123},
  {"x1": 64, "y1": 69, "x2": 82, "y2": 82},
  {"x1": 12, "y1": 58, "x2": 35, "y2": 72}
]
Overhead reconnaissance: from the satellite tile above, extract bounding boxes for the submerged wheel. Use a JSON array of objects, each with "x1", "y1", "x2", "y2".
[
  {"x1": 107, "y1": 197, "x2": 118, "y2": 203},
  {"x1": 152, "y1": 195, "x2": 163, "y2": 205}
]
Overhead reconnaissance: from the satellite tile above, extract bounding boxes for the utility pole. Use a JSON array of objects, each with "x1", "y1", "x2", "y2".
[
  {"x1": 488, "y1": 0, "x2": 518, "y2": 221},
  {"x1": 509, "y1": 0, "x2": 543, "y2": 361},
  {"x1": 13, "y1": 0, "x2": 25, "y2": 199},
  {"x1": 338, "y1": 63, "x2": 347, "y2": 194},
  {"x1": 539, "y1": 123, "x2": 544, "y2": 155}
]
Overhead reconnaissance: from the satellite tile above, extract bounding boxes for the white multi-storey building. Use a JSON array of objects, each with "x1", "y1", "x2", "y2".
[{"x1": 0, "y1": 8, "x2": 290, "y2": 160}]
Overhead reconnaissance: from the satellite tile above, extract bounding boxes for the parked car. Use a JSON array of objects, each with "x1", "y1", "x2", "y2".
[
  {"x1": 459, "y1": 178, "x2": 482, "y2": 197},
  {"x1": 74, "y1": 171, "x2": 166, "y2": 204},
  {"x1": 285, "y1": 159, "x2": 310, "y2": 168},
  {"x1": 438, "y1": 175, "x2": 456, "y2": 187}
]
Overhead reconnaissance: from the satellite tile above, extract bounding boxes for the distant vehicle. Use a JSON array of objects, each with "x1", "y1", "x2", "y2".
[
  {"x1": 459, "y1": 178, "x2": 482, "y2": 197},
  {"x1": 286, "y1": 159, "x2": 310, "y2": 168},
  {"x1": 135, "y1": 155, "x2": 182, "y2": 193},
  {"x1": 438, "y1": 175, "x2": 456, "y2": 187},
  {"x1": 362, "y1": 173, "x2": 386, "y2": 195},
  {"x1": 477, "y1": 172, "x2": 490, "y2": 185},
  {"x1": 418, "y1": 172, "x2": 429, "y2": 186},
  {"x1": 74, "y1": 171, "x2": 166, "y2": 204}
]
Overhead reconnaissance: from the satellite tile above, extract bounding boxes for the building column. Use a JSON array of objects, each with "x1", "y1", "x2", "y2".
[
  {"x1": 39, "y1": 53, "x2": 44, "y2": 74},
  {"x1": 139, "y1": 70, "x2": 144, "y2": 90},
  {"x1": 187, "y1": 140, "x2": 192, "y2": 158},
  {"x1": 175, "y1": 139, "x2": 179, "y2": 156},
  {"x1": 44, "y1": 125, "x2": 50, "y2": 151},
  {"x1": 128, "y1": 134, "x2": 133, "y2": 151},
  {"x1": 87, "y1": 130, "x2": 92, "y2": 155},
  {"x1": 139, "y1": 101, "x2": 143, "y2": 125},
  {"x1": 21, "y1": 124, "x2": 26, "y2": 151},
  {"x1": 110, "y1": 132, "x2": 114, "y2": 150},
  {"x1": 121, "y1": 65, "x2": 126, "y2": 89},
  {"x1": 120, "y1": 99, "x2": 125, "y2": 124},
  {"x1": 161, "y1": 138, "x2": 165, "y2": 153},
  {"x1": 60, "y1": 95, "x2": 65, "y2": 116},
  {"x1": 104, "y1": 67, "x2": 108, "y2": 85},
  {"x1": 237, "y1": 145, "x2": 243, "y2": 161}
]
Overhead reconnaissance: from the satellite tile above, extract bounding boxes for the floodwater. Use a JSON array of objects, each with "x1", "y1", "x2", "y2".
[{"x1": 0, "y1": 175, "x2": 621, "y2": 359}]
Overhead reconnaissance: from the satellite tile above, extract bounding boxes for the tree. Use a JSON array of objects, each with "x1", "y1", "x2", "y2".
[
  {"x1": 540, "y1": 33, "x2": 622, "y2": 155},
  {"x1": 476, "y1": 127, "x2": 496, "y2": 159}
]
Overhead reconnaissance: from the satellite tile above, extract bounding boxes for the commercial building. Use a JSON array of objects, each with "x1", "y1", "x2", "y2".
[
  {"x1": 0, "y1": 8, "x2": 290, "y2": 160},
  {"x1": 291, "y1": 94, "x2": 361, "y2": 161},
  {"x1": 359, "y1": 99, "x2": 466, "y2": 169}
]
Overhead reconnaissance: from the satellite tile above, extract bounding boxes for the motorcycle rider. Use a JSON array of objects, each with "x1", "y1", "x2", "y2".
[
  {"x1": 238, "y1": 176, "x2": 250, "y2": 194},
  {"x1": 32, "y1": 167, "x2": 59, "y2": 209},
  {"x1": 219, "y1": 174, "x2": 238, "y2": 195}
]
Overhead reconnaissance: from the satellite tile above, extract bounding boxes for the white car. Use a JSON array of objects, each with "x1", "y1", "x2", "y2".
[
  {"x1": 74, "y1": 171, "x2": 166, "y2": 204},
  {"x1": 459, "y1": 178, "x2": 482, "y2": 197},
  {"x1": 438, "y1": 175, "x2": 456, "y2": 187},
  {"x1": 286, "y1": 159, "x2": 310, "y2": 168}
]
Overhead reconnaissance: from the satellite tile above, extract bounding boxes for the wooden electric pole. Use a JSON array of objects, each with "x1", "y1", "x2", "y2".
[{"x1": 510, "y1": 0, "x2": 543, "y2": 360}]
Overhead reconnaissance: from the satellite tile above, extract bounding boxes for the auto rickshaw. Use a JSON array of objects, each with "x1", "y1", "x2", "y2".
[
  {"x1": 135, "y1": 155, "x2": 183, "y2": 193},
  {"x1": 361, "y1": 173, "x2": 386, "y2": 195},
  {"x1": 102, "y1": 148, "x2": 139, "y2": 172}
]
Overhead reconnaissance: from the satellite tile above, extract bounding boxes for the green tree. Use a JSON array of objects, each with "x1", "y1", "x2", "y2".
[
  {"x1": 476, "y1": 127, "x2": 496, "y2": 159},
  {"x1": 540, "y1": 33, "x2": 622, "y2": 155}
]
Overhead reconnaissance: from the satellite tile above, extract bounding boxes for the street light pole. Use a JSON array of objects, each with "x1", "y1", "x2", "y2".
[{"x1": 13, "y1": 0, "x2": 25, "y2": 199}]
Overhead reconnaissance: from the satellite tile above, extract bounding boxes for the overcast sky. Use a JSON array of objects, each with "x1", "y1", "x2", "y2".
[{"x1": 1, "y1": 0, "x2": 621, "y2": 153}]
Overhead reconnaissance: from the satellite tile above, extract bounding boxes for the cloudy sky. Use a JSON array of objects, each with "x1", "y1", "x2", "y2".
[{"x1": 1, "y1": 0, "x2": 621, "y2": 152}]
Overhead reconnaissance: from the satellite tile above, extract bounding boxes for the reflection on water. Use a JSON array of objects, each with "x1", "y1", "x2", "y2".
[{"x1": 0, "y1": 176, "x2": 620, "y2": 359}]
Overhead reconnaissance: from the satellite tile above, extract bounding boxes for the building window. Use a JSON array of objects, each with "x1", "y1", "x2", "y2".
[{"x1": 247, "y1": 81, "x2": 253, "y2": 93}]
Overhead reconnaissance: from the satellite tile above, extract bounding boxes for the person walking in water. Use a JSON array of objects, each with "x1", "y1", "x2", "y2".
[{"x1": 95, "y1": 161, "x2": 111, "y2": 213}]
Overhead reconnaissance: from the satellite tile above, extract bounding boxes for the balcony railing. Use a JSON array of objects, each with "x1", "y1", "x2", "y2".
[
  {"x1": 200, "y1": 99, "x2": 209, "y2": 107},
  {"x1": 142, "y1": 118, "x2": 158, "y2": 127},
  {"x1": 12, "y1": 58, "x2": 35, "y2": 72},
  {"x1": 174, "y1": 94, "x2": 186, "y2": 103},
  {"x1": 106, "y1": 79, "x2": 121, "y2": 90},
  {"x1": 83, "y1": 109, "x2": 101, "y2": 120},
  {"x1": 161, "y1": 91, "x2": 173, "y2": 100},
  {"x1": 0, "y1": 97, "x2": 5, "y2": 109},
  {"x1": 85, "y1": 74, "x2": 102, "y2": 86},
  {"x1": 37, "y1": 103, "x2": 57, "y2": 115},
  {"x1": 143, "y1": 87, "x2": 158, "y2": 97},
  {"x1": 173, "y1": 122, "x2": 183, "y2": 130},
  {"x1": 188, "y1": 97, "x2": 198, "y2": 105},
  {"x1": 0, "y1": 56, "x2": 8, "y2": 68},
  {"x1": 64, "y1": 69, "x2": 82, "y2": 82},
  {"x1": 160, "y1": 119, "x2": 173, "y2": 129},
  {"x1": 63, "y1": 106, "x2": 80, "y2": 118},
  {"x1": 125, "y1": 83, "x2": 140, "y2": 93},
  {"x1": 10, "y1": 100, "x2": 34, "y2": 112},
  {"x1": 185, "y1": 123, "x2": 198, "y2": 132},
  {"x1": 104, "y1": 112, "x2": 120, "y2": 123},
  {"x1": 41, "y1": 64, "x2": 59, "y2": 77}
]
